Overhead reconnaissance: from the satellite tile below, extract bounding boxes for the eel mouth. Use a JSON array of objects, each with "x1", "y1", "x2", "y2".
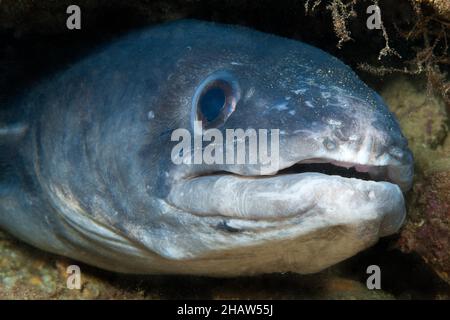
[
  {"x1": 167, "y1": 157, "x2": 409, "y2": 234},
  {"x1": 276, "y1": 160, "x2": 375, "y2": 182}
]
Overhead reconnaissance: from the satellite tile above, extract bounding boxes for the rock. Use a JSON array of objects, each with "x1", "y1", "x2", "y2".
[
  {"x1": 397, "y1": 168, "x2": 450, "y2": 285},
  {"x1": 381, "y1": 76, "x2": 450, "y2": 285},
  {"x1": 210, "y1": 275, "x2": 394, "y2": 300},
  {"x1": 317, "y1": 277, "x2": 395, "y2": 300},
  {"x1": 0, "y1": 230, "x2": 144, "y2": 299},
  {"x1": 414, "y1": 0, "x2": 450, "y2": 20},
  {"x1": 381, "y1": 76, "x2": 448, "y2": 171}
]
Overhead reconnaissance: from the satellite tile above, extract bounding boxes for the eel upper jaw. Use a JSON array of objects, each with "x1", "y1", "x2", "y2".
[{"x1": 272, "y1": 156, "x2": 413, "y2": 192}]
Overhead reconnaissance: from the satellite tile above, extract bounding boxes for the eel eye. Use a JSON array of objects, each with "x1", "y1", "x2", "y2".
[
  {"x1": 192, "y1": 71, "x2": 240, "y2": 129},
  {"x1": 199, "y1": 85, "x2": 226, "y2": 123}
]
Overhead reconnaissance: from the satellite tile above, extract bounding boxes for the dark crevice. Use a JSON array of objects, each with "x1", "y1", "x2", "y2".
[{"x1": 277, "y1": 162, "x2": 373, "y2": 181}]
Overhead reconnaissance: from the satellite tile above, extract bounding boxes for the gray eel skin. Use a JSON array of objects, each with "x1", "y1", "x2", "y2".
[{"x1": 0, "y1": 20, "x2": 413, "y2": 276}]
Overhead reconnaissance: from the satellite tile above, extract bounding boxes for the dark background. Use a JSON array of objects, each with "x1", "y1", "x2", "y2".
[{"x1": 0, "y1": 0, "x2": 419, "y2": 103}]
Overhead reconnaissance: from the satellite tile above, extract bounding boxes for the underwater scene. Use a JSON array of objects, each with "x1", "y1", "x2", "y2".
[{"x1": 0, "y1": 0, "x2": 449, "y2": 300}]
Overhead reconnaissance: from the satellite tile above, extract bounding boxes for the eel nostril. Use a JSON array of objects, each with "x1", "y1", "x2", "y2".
[{"x1": 388, "y1": 146, "x2": 405, "y2": 160}]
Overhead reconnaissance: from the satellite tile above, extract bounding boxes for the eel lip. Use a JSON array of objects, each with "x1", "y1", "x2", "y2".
[{"x1": 166, "y1": 154, "x2": 411, "y2": 234}]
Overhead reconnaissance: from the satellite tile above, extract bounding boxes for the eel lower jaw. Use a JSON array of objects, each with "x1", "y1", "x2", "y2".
[{"x1": 167, "y1": 160, "x2": 408, "y2": 235}]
